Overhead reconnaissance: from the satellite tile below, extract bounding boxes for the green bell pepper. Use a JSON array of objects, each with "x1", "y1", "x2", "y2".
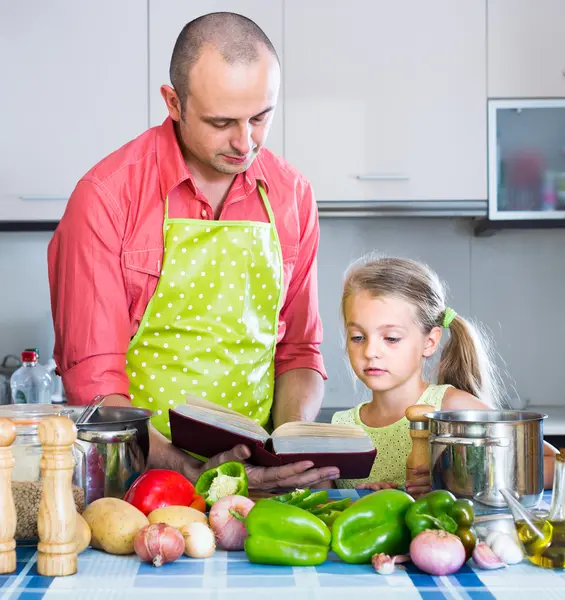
[
  {"x1": 194, "y1": 461, "x2": 248, "y2": 506},
  {"x1": 331, "y1": 489, "x2": 415, "y2": 564},
  {"x1": 243, "y1": 498, "x2": 331, "y2": 566},
  {"x1": 311, "y1": 498, "x2": 352, "y2": 515},
  {"x1": 272, "y1": 488, "x2": 330, "y2": 510},
  {"x1": 404, "y1": 489, "x2": 476, "y2": 560},
  {"x1": 311, "y1": 498, "x2": 353, "y2": 529}
]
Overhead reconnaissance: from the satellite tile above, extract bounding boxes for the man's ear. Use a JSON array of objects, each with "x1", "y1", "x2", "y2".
[
  {"x1": 160, "y1": 85, "x2": 182, "y2": 121},
  {"x1": 423, "y1": 326, "x2": 442, "y2": 358}
]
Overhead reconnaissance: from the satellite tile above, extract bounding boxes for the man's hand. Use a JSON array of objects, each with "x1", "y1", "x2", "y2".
[
  {"x1": 405, "y1": 465, "x2": 431, "y2": 498},
  {"x1": 198, "y1": 444, "x2": 340, "y2": 490}
]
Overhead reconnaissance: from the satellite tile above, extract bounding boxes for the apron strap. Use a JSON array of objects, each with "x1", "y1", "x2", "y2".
[{"x1": 257, "y1": 182, "x2": 276, "y2": 227}]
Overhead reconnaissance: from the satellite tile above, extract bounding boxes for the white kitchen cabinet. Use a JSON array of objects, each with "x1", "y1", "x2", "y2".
[
  {"x1": 488, "y1": 0, "x2": 565, "y2": 98},
  {"x1": 0, "y1": 1, "x2": 148, "y2": 222},
  {"x1": 149, "y1": 1, "x2": 284, "y2": 157},
  {"x1": 284, "y1": 0, "x2": 487, "y2": 202}
]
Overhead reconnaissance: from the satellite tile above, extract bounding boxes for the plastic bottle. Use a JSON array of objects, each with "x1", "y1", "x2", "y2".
[
  {"x1": 45, "y1": 358, "x2": 64, "y2": 404},
  {"x1": 10, "y1": 350, "x2": 52, "y2": 404}
]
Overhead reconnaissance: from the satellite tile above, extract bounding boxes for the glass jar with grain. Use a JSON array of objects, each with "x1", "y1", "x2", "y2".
[{"x1": 0, "y1": 404, "x2": 86, "y2": 542}]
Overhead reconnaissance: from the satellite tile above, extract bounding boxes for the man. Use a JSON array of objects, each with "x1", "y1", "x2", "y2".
[{"x1": 48, "y1": 12, "x2": 339, "y2": 489}]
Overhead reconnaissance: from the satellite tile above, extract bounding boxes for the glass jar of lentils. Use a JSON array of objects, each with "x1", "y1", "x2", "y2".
[{"x1": 0, "y1": 404, "x2": 86, "y2": 542}]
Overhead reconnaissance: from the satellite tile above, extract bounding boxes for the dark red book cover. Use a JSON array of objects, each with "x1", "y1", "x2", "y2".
[{"x1": 169, "y1": 408, "x2": 377, "y2": 479}]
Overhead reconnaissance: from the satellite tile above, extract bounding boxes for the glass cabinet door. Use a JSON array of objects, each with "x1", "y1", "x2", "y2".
[{"x1": 488, "y1": 99, "x2": 565, "y2": 220}]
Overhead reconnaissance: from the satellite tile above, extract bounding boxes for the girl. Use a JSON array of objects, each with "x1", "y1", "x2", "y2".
[{"x1": 332, "y1": 256, "x2": 556, "y2": 496}]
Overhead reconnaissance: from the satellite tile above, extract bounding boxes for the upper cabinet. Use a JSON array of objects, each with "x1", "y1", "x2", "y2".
[
  {"x1": 149, "y1": 0, "x2": 284, "y2": 157},
  {"x1": 0, "y1": 1, "x2": 148, "y2": 222},
  {"x1": 488, "y1": 0, "x2": 565, "y2": 98},
  {"x1": 284, "y1": 0, "x2": 487, "y2": 202}
]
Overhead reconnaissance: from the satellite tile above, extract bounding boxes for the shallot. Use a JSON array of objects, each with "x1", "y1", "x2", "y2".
[
  {"x1": 410, "y1": 530, "x2": 466, "y2": 575},
  {"x1": 209, "y1": 495, "x2": 255, "y2": 550},
  {"x1": 181, "y1": 522, "x2": 216, "y2": 558},
  {"x1": 134, "y1": 522, "x2": 185, "y2": 567}
]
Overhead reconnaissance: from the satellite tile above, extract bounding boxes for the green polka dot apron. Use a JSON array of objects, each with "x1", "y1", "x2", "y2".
[{"x1": 126, "y1": 183, "x2": 283, "y2": 440}]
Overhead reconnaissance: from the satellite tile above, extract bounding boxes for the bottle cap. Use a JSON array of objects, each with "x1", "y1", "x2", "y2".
[{"x1": 21, "y1": 350, "x2": 38, "y2": 363}]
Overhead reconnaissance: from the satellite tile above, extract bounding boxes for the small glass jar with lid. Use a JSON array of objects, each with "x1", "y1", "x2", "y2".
[{"x1": 0, "y1": 404, "x2": 86, "y2": 542}]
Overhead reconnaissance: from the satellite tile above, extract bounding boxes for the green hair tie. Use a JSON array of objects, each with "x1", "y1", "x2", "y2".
[{"x1": 442, "y1": 307, "x2": 457, "y2": 328}]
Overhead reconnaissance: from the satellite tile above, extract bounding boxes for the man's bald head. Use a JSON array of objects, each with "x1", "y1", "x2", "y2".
[{"x1": 170, "y1": 12, "x2": 279, "y2": 104}]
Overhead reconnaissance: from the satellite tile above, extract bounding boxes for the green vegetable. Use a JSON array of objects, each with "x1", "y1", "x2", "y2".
[
  {"x1": 331, "y1": 489, "x2": 415, "y2": 564},
  {"x1": 404, "y1": 489, "x2": 476, "y2": 560},
  {"x1": 194, "y1": 461, "x2": 248, "y2": 506},
  {"x1": 311, "y1": 498, "x2": 352, "y2": 515},
  {"x1": 243, "y1": 498, "x2": 331, "y2": 566},
  {"x1": 294, "y1": 490, "x2": 329, "y2": 510},
  {"x1": 271, "y1": 488, "x2": 329, "y2": 510},
  {"x1": 276, "y1": 488, "x2": 311, "y2": 504}
]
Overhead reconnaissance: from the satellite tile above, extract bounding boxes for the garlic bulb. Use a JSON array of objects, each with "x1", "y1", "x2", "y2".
[{"x1": 488, "y1": 532, "x2": 523, "y2": 565}]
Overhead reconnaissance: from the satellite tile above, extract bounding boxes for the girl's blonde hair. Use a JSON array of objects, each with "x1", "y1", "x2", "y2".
[{"x1": 342, "y1": 256, "x2": 502, "y2": 407}]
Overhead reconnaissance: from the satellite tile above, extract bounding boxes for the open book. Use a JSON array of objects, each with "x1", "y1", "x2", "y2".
[{"x1": 169, "y1": 396, "x2": 377, "y2": 479}]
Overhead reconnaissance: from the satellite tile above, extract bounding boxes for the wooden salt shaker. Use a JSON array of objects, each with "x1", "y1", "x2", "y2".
[
  {"x1": 37, "y1": 416, "x2": 77, "y2": 577},
  {"x1": 0, "y1": 418, "x2": 17, "y2": 574},
  {"x1": 405, "y1": 404, "x2": 434, "y2": 482}
]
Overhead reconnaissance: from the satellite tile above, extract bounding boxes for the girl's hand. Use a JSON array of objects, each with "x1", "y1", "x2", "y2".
[
  {"x1": 405, "y1": 465, "x2": 431, "y2": 498},
  {"x1": 356, "y1": 482, "x2": 398, "y2": 491}
]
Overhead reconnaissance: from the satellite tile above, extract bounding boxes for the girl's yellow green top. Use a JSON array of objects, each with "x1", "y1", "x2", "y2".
[{"x1": 331, "y1": 384, "x2": 451, "y2": 488}]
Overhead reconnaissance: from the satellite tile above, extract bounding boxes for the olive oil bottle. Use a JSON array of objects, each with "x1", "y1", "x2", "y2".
[{"x1": 502, "y1": 450, "x2": 565, "y2": 569}]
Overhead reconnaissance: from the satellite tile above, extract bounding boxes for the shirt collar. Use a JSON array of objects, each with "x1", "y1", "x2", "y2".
[{"x1": 156, "y1": 116, "x2": 270, "y2": 198}]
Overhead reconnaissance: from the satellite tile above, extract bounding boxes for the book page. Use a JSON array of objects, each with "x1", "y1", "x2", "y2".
[
  {"x1": 174, "y1": 396, "x2": 270, "y2": 442},
  {"x1": 271, "y1": 421, "x2": 369, "y2": 438},
  {"x1": 271, "y1": 421, "x2": 375, "y2": 454}
]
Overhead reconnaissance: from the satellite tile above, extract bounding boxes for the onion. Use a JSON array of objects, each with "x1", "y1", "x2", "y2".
[
  {"x1": 410, "y1": 530, "x2": 466, "y2": 575},
  {"x1": 134, "y1": 523, "x2": 185, "y2": 567},
  {"x1": 181, "y1": 522, "x2": 216, "y2": 558},
  {"x1": 209, "y1": 495, "x2": 255, "y2": 550}
]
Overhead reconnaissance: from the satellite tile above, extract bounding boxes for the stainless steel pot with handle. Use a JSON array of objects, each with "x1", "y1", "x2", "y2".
[
  {"x1": 425, "y1": 410, "x2": 547, "y2": 508},
  {"x1": 67, "y1": 405, "x2": 152, "y2": 505}
]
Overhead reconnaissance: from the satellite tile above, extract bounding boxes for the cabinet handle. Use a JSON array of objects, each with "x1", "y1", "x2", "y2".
[
  {"x1": 19, "y1": 196, "x2": 68, "y2": 201},
  {"x1": 356, "y1": 174, "x2": 410, "y2": 181}
]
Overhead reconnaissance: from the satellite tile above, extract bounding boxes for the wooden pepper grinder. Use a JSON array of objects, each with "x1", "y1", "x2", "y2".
[
  {"x1": 0, "y1": 418, "x2": 17, "y2": 574},
  {"x1": 405, "y1": 404, "x2": 434, "y2": 483},
  {"x1": 37, "y1": 416, "x2": 77, "y2": 577}
]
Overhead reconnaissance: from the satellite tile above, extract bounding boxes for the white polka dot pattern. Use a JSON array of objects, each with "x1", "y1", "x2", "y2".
[{"x1": 126, "y1": 185, "x2": 283, "y2": 439}]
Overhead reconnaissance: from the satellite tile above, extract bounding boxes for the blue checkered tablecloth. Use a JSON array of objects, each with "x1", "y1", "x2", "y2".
[{"x1": 2, "y1": 490, "x2": 564, "y2": 600}]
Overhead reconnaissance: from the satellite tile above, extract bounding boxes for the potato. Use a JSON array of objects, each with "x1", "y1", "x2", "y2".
[
  {"x1": 148, "y1": 505, "x2": 208, "y2": 529},
  {"x1": 82, "y1": 498, "x2": 149, "y2": 555},
  {"x1": 76, "y1": 512, "x2": 91, "y2": 554}
]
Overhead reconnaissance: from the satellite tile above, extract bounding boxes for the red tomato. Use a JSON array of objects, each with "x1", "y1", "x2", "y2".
[
  {"x1": 124, "y1": 469, "x2": 194, "y2": 515},
  {"x1": 189, "y1": 494, "x2": 207, "y2": 513}
]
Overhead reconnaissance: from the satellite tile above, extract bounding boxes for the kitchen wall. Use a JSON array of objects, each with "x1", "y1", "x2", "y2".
[{"x1": 1, "y1": 220, "x2": 564, "y2": 408}]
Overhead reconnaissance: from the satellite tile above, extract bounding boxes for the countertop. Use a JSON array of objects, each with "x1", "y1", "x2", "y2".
[{"x1": 3, "y1": 490, "x2": 565, "y2": 600}]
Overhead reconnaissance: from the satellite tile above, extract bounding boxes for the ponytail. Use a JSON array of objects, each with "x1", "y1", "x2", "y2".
[{"x1": 437, "y1": 314, "x2": 502, "y2": 408}]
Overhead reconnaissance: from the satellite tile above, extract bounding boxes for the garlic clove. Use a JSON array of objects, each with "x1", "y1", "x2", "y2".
[
  {"x1": 472, "y1": 542, "x2": 507, "y2": 570},
  {"x1": 490, "y1": 534, "x2": 524, "y2": 565},
  {"x1": 485, "y1": 531, "x2": 503, "y2": 547},
  {"x1": 372, "y1": 553, "x2": 396, "y2": 575}
]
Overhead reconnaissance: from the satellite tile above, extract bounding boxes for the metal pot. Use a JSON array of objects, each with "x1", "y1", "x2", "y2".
[
  {"x1": 67, "y1": 406, "x2": 152, "y2": 506},
  {"x1": 425, "y1": 410, "x2": 547, "y2": 509}
]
